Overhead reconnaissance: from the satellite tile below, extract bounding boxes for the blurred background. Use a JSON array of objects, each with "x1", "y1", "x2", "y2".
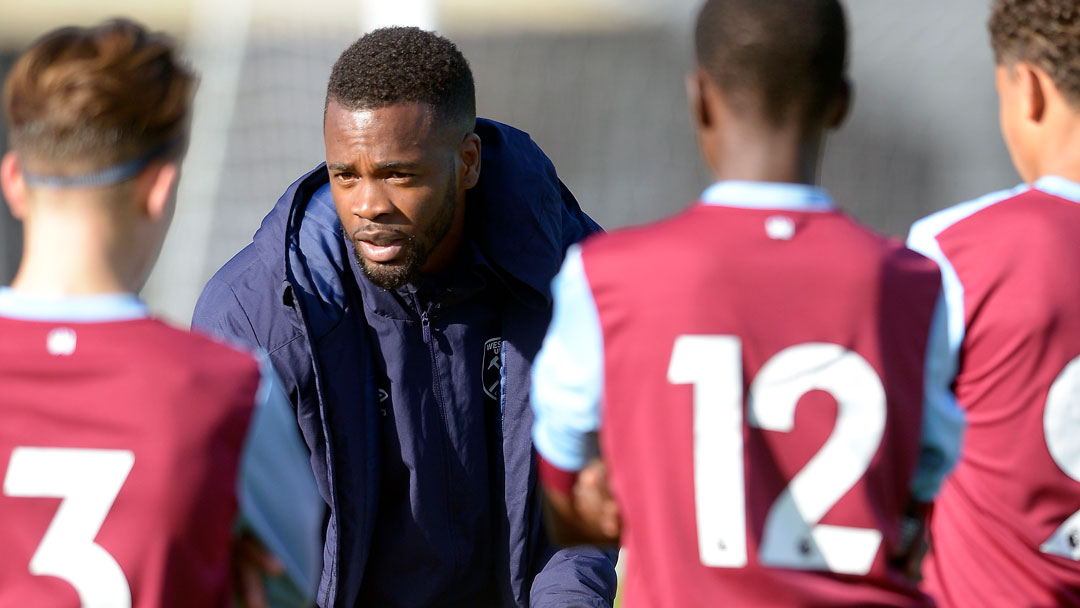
[{"x1": 0, "y1": 0, "x2": 1014, "y2": 325}]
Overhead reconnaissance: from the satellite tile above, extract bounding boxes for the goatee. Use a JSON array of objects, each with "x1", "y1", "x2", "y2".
[{"x1": 352, "y1": 183, "x2": 459, "y2": 290}]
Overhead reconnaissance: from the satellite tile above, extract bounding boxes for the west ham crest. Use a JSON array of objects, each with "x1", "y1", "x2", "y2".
[{"x1": 483, "y1": 337, "x2": 503, "y2": 401}]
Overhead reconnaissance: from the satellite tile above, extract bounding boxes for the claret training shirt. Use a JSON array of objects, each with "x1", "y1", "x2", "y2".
[
  {"x1": 908, "y1": 176, "x2": 1080, "y2": 607},
  {"x1": 532, "y1": 181, "x2": 964, "y2": 608},
  {"x1": 0, "y1": 288, "x2": 323, "y2": 608}
]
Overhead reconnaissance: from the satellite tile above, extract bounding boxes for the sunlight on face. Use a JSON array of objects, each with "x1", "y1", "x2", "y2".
[{"x1": 324, "y1": 101, "x2": 462, "y2": 289}]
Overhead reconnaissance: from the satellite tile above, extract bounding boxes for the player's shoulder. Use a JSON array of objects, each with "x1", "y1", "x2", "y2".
[
  {"x1": 823, "y1": 213, "x2": 942, "y2": 289},
  {"x1": 909, "y1": 184, "x2": 1029, "y2": 244},
  {"x1": 143, "y1": 318, "x2": 260, "y2": 376},
  {"x1": 882, "y1": 241, "x2": 943, "y2": 293},
  {"x1": 579, "y1": 205, "x2": 700, "y2": 261}
]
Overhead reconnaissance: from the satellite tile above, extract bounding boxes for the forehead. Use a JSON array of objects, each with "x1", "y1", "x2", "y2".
[{"x1": 324, "y1": 100, "x2": 450, "y2": 161}]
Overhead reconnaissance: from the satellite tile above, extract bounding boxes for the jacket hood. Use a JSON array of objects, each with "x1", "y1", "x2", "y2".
[{"x1": 251, "y1": 118, "x2": 599, "y2": 337}]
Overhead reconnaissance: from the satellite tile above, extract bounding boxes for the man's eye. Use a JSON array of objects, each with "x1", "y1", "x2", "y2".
[
  {"x1": 336, "y1": 173, "x2": 356, "y2": 183},
  {"x1": 388, "y1": 172, "x2": 413, "y2": 181}
]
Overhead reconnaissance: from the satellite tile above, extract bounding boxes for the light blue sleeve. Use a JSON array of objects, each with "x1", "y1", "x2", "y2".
[
  {"x1": 530, "y1": 245, "x2": 605, "y2": 472},
  {"x1": 908, "y1": 291, "x2": 966, "y2": 501},
  {"x1": 907, "y1": 218, "x2": 968, "y2": 501},
  {"x1": 235, "y1": 353, "x2": 325, "y2": 607}
]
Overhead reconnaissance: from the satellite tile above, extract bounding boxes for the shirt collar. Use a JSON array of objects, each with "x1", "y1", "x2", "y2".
[
  {"x1": 700, "y1": 180, "x2": 835, "y2": 212},
  {"x1": 0, "y1": 287, "x2": 148, "y2": 322},
  {"x1": 1034, "y1": 175, "x2": 1080, "y2": 204}
]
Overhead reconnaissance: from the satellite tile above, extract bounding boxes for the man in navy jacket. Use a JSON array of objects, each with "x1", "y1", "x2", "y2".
[{"x1": 192, "y1": 27, "x2": 616, "y2": 607}]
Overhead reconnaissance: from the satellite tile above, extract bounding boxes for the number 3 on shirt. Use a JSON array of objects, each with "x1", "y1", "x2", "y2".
[
  {"x1": 3, "y1": 447, "x2": 135, "y2": 607},
  {"x1": 668, "y1": 336, "x2": 886, "y2": 575}
]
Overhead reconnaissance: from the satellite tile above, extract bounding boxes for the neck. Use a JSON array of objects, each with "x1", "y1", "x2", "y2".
[
  {"x1": 703, "y1": 118, "x2": 824, "y2": 185},
  {"x1": 1033, "y1": 112, "x2": 1080, "y2": 185},
  {"x1": 10, "y1": 203, "x2": 137, "y2": 296}
]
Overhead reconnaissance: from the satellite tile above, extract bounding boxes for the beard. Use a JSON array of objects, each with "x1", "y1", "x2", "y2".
[{"x1": 353, "y1": 184, "x2": 459, "y2": 290}]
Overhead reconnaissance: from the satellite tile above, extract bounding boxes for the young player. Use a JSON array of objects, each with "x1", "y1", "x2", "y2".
[
  {"x1": 906, "y1": 1, "x2": 1080, "y2": 605},
  {"x1": 530, "y1": 0, "x2": 964, "y2": 606},
  {"x1": 0, "y1": 20, "x2": 322, "y2": 607}
]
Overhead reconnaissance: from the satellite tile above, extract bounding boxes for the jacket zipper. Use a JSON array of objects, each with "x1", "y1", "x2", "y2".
[
  {"x1": 420, "y1": 310, "x2": 432, "y2": 344},
  {"x1": 413, "y1": 295, "x2": 459, "y2": 569}
]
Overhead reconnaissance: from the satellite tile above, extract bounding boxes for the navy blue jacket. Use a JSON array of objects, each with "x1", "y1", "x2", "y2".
[{"x1": 192, "y1": 120, "x2": 617, "y2": 607}]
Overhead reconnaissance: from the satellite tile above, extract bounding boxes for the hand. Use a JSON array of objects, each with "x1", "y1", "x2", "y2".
[
  {"x1": 889, "y1": 501, "x2": 932, "y2": 584},
  {"x1": 232, "y1": 532, "x2": 286, "y2": 608},
  {"x1": 573, "y1": 458, "x2": 621, "y2": 542}
]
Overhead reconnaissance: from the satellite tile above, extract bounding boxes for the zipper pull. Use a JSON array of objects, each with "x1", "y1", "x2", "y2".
[{"x1": 420, "y1": 311, "x2": 431, "y2": 344}]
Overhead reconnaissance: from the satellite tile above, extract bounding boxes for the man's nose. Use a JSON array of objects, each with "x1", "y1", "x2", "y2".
[{"x1": 352, "y1": 181, "x2": 395, "y2": 221}]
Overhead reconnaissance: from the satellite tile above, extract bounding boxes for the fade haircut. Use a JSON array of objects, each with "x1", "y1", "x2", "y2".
[
  {"x1": 694, "y1": 0, "x2": 847, "y2": 127},
  {"x1": 2, "y1": 19, "x2": 195, "y2": 171},
  {"x1": 326, "y1": 26, "x2": 476, "y2": 134},
  {"x1": 990, "y1": 0, "x2": 1080, "y2": 107}
]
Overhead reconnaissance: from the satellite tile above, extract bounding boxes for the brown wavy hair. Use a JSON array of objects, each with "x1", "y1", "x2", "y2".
[
  {"x1": 2, "y1": 18, "x2": 196, "y2": 171},
  {"x1": 990, "y1": 0, "x2": 1080, "y2": 105}
]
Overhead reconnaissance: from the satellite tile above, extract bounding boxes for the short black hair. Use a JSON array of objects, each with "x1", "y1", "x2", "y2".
[
  {"x1": 990, "y1": 0, "x2": 1080, "y2": 107},
  {"x1": 326, "y1": 26, "x2": 476, "y2": 132},
  {"x1": 694, "y1": 0, "x2": 847, "y2": 126}
]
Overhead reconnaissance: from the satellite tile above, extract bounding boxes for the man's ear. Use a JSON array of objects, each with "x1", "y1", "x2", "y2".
[
  {"x1": 459, "y1": 131, "x2": 481, "y2": 190},
  {"x1": 826, "y1": 77, "x2": 853, "y2": 129},
  {"x1": 142, "y1": 161, "x2": 180, "y2": 221},
  {"x1": 1017, "y1": 62, "x2": 1048, "y2": 125},
  {"x1": 0, "y1": 152, "x2": 29, "y2": 220},
  {"x1": 686, "y1": 69, "x2": 712, "y2": 130}
]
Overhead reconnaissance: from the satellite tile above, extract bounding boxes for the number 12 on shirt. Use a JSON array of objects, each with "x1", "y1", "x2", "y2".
[{"x1": 668, "y1": 335, "x2": 886, "y2": 576}]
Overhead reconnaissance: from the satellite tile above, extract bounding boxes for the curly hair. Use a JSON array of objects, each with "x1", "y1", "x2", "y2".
[
  {"x1": 990, "y1": 0, "x2": 1080, "y2": 105},
  {"x1": 2, "y1": 18, "x2": 195, "y2": 169},
  {"x1": 694, "y1": 0, "x2": 847, "y2": 126},
  {"x1": 326, "y1": 27, "x2": 475, "y2": 132}
]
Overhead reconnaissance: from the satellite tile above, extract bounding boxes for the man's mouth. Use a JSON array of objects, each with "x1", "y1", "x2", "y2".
[{"x1": 355, "y1": 230, "x2": 407, "y2": 263}]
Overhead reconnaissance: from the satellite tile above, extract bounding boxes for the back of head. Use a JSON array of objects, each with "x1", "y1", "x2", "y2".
[
  {"x1": 326, "y1": 26, "x2": 476, "y2": 134},
  {"x1": 990, "y1": 0, "x2": 1080, "y2": 108},
  {"x1": 2, "y1": 19, "x2": 195, "y2": 180},
  {"x1": 694, "y1": 0, "x2": 847, "y2": 127}
]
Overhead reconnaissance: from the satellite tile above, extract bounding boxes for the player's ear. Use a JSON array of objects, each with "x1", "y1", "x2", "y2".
[
  {"x1": 1018, "y1": 62, "x2": 1047, "y2": 125},
  {"x1": 142, "y1": 161, "x2": 180, "y2": 222},
  {"x1": 459, "y1": 131, "x2": 481, "y2": 190},
  {"x1": 0, "y1": 152, "x2": 29, "y2": 220},
  {"x1": 686, "y1": 69, "x2": 712, "y2": 130},
  {"x1": 825, "y1": 77, "x2": 852, "y2": 129}
]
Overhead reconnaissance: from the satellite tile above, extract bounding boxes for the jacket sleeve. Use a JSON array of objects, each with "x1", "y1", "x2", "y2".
[
  {"x1": 191, "y1": 274, "x2": 263, "y2": 350},
  {"x1": 529, "y1": 545, "x2": 618, "y2": 608},
  {"x1": 190, "y1": 254, "x2": 308, "y2": 407}
]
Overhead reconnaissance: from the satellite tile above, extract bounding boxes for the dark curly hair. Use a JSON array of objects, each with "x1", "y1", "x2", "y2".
[
  {"x1": 694, "y1": 0, "x2": 847, "y2": 127},
  {"x1": 990, "y1": 0, "x2": 1080, "y2": 106},
  {"x1": 325, "y1": 27, "x2": 475, "y2": 133}
]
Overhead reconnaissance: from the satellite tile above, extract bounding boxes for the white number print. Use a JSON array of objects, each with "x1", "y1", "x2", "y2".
[
  {"x1": 668, "y1": 336, "x2": 747, "y2": 567},
  {"x1": 669, "y1": 336, "x2": 886, "y2": 575},
  {"x1": 4, "y1": 447, "x2": 135, "y2": 607},
  {"x1": 1041, "y1": 355, "x2": 1080, "y2": 560}
]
